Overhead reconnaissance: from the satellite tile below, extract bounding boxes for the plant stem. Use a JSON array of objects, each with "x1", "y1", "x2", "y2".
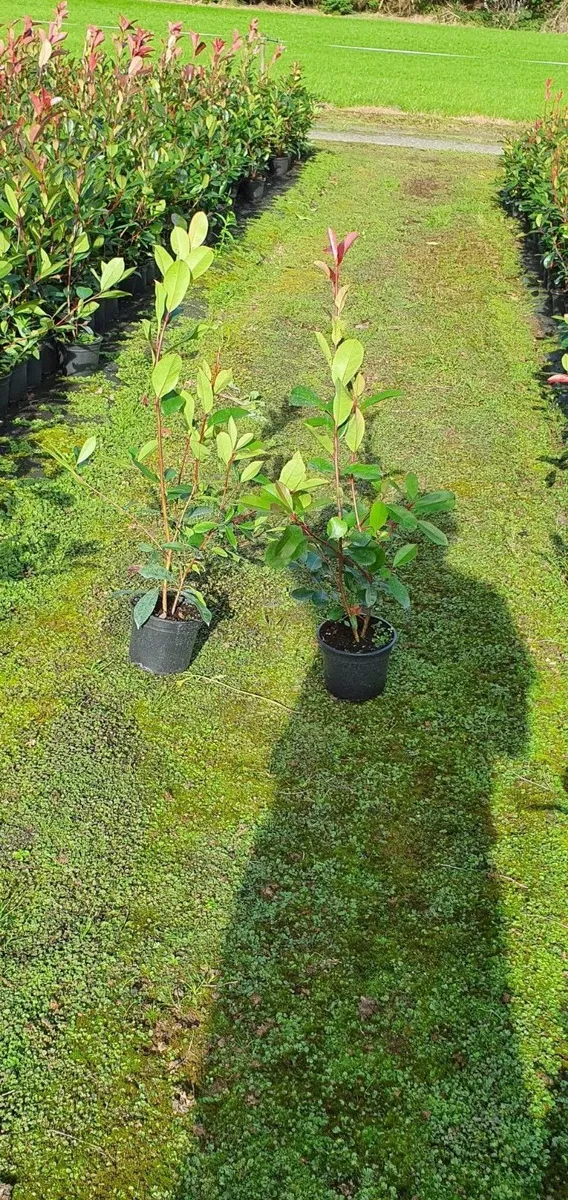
[{"x1": 153, "y1": 315, "x2": 172, "y2": 614}]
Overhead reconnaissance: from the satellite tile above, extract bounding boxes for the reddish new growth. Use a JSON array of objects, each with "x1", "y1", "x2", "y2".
[{"x1": 315, "y1": 227, "x2": 359, "y2": 303}]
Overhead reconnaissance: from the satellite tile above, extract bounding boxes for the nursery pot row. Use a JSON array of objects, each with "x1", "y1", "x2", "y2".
[
  {"x1": 240, "y1": 155, "x2": 293, "y2": 206},
  {"x1": 129, "y1": 596, "x2": 397, "y2": 703},
  {"x1": 0, "y1": 342, "x2": 59, "y2": 413}
]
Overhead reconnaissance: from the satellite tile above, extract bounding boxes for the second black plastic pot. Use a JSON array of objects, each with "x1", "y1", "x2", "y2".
[
  {"x1": 317, "y1": 619, "x2": 397, "y2": 702},
  {"x1": 40, "y1": 339, "x2": 59, "y2": 378},
  {"x1": 9, "y1": 359, "x2": 29, "y2": 404},
  {"x1": 129, "y1": 598, "x2": 202, "y2": 675},
  {"x1": 270, "y1": 155, "x2": 291, "y2": 178},
  {"x1": 102, "y1": 296, "x2": 119, "y2": 326},
  {"x1": 242, "y1": 177, "x2": 266, "y2": 204},
  {"x1": 62, "y1": 337, "x2": 102, "y2": 376},
  {"x1": 0, "y1": 372, "x2": 11, "y2": 415},
  {"x1": 26, "y1": 355, "x2": 42, "y2": 389}
]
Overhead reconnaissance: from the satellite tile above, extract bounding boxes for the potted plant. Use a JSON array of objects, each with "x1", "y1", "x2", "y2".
[
  {"x1": 241, "y1": 228, "x2": 454, "y2": 702},
  {"x1": 52, "y1": 254, "x2": 132, "y2": 374},
  {"x1": 46, "y1": 213, "x2": 266, "y2": 675}
]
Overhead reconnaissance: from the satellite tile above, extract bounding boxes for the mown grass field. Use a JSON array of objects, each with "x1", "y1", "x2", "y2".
[
  {"x1": 0, "y1": 141, "x2": 568, "y2": 1199},
  {"x1": 2, "y1": 0, "x2": 568, "y2": 118}
]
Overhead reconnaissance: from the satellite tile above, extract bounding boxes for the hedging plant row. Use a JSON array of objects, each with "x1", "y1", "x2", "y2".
[
  {"x1": 0, "y1": 4, "x2": 313, "y2": 400},
  {"x1": 501, "y1": 82, "x2": 568, "y2": 309}
]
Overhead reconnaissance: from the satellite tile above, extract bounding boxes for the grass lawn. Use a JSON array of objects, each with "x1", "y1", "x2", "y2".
[
  {"x1": 1, "y1": 141, "x2": 568, "y2": 1199},
  {"x1": 1, "y1": 0, "x2": 568, "y2": 119}
]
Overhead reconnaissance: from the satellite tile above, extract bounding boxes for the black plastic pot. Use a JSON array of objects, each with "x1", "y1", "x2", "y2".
[
  {"x1": 242, "y1": 177, "x2": 266, "y2": 204},
  {"x1": 26, "y1": 354, "x2": 42, "y2": 388},
  {"x1": 140, "y1": 259, "x2": 155, "y2": 288},
  {"x1": 129, "y1": 597, "x2": 202, "y2": 675},
  {"x1": 0, "y1": 372, "x2": 11, "y2": 414},
  {"x1": 40, "y1": 339, "x2": 59, "y2": 378},
  {"x1": 270, "y1": 155, "x2": 291, "y2": 178},
  {"x1": 61, "y1": 337, "x2": 102, "y2": 376},
  {"x1": 102, "y1": 296, "x2": 119, "y2": 325},
  {"x1": 317, "y1": 619, "x2": 397, "y2": 703},
  {"x1": 90, "y1": 303, "x2": 106, "y2": 334},
  {"x1": 9, "y1": 359, "x2": 29, "y2": 404}
]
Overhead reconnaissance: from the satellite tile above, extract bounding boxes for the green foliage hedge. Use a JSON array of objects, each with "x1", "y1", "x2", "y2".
[
  {"x1": 502, "y1": 86, "x2": 568, "y2": 291},
  {"x1": 0, "y1": 8, "x2": 313, "y2": 375}
]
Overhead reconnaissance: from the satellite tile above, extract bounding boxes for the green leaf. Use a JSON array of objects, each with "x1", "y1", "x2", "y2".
[
  {"x1": 130, "y1": 454, "x2": 158, "y2": 483},
  {"x1": 238, "y1": 492, "x2": 272, "y2": 511},
  {"x1": 265, "y1": 525, "x2": 307, "y2": 567},
  {"x1": 182, "y1": 391, "x2": 195, "y2": 428},
  {"x1": 405, "y1": 473, "x2": 419, "y2": 502},
  {"x1": 417, "y1": 519, "x2": 449, "y2": 546},
  {"x1": 155, "y1": 281, "x2": 166, "y2": 325},
  {"x1": 164, "y1": 259, "x2": 191, "y2": 313},
  {"x1": 184, "y1": 586, "x2": 212, "y2": 625},
  {"x1": 384, "y1": 572, "x2": 410, "y2": 610},
  {"x1": 369, "y1": 499, "x2": 388, "y2": 531},
  {"x1": 348, "y1": 463, "x2": 382, "y2": 481},
  {"x1": 327, "y1": 516, "x2": 348, "y2": 540},
  {"x1": 216, "y1": 431, "x2": 233, "y2": 465},
  {"x1": 188, "y1": 211, "x2": 208, "y2": 249},
  {"x1": 308, "y1": 457, "x2": 333, "y2": 474},
  {"x1": 137, "y1": 439, "x2": 158, "y2": 462},
  {"x1": 315, "y1": 330, "x2": 332, "y2": 366},
  {"x1": 332, "y1": 383, "x2": 352, "y2": 428},
  {"x1": 76, "y1": 436, "x2": 96, "y2": 466},
  {"x1": 240, "y1": 460, "x2": 264, "y2": 483},
  {"x1": 196, "y1": 367, "x2": 214, "y2": 413},
  {"x1": 187, "y1": 246, "x2": 214, "y2": 280},
  {"x1": 154, "y1": 245, "x2": 173, "y2": 277},
  {"x1": 213, "y1": 369, "x2": 233, "y2": 394},
  {"x1": 331, "y1": 338, "x2": 364, "y2": 386},
  {"x1": 208, "y1": 406, "x2": 249, "y2": 427},
  {"x1": 161, "y1": 392, "x2": 185, "y2": 417},
  {"x1": 289, "y1": 385, "x2": 321, "y2": 408},
  {"x1": 100, "y1": 257, "x2": 125, "y2": 293},
  {"x1": 280, "y1": 451, "x2": 306, "y2": 492},
  {"x1": 139, "y1": 564, "x2": 176, "y2": 582},
  {"x1": 152, "y1": 352, "x2": 182, "y2": 399},
  {"x1": 413, "y1": 491, "x2": 455, "y2": 516},
  {"x1": 345, "y1": 408, "x2": 365, "y2": 453},
  {"x1": 73, "y1": 231, "x2": 90, "y2": 257},
  {"x1": 393, "y1": 543, "x2": 418, "y2": 568},
  {"x1": 170, "y1": 225, "x2": 190, "y2": 260},
  {"x1": 133, "y1": 588, "x2": 160, "y2": 628},
  {"x1": 387, "y1": 504, "x2": 418, "y2": 530},
  {"x1": 360, "y1": 389, "x2": 401, "y2": 411},
  {"x1": 4, "y1": 184, "x2": 19, "y2": 215}
]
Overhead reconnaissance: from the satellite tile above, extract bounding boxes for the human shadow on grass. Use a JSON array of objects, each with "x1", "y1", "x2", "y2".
[{"x1": 178, "y1": 537, "x2": 568, "y2": 1200}]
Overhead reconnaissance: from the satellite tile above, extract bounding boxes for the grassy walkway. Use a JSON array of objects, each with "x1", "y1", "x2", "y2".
[
  {"x1": 1, "y1": 0, "x2": 568, "y2": 119},
  {"x1": 1, "y1": 144, "x2": 568, "y2": 1198}
]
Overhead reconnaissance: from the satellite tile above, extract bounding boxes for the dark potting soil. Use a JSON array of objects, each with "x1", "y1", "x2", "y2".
[
  {"x1": 151, "y1": 597, "x2": 200, "y2": 622},
  {"x1": 320, "y1": 617, "x2": 393, "y2": 654}
]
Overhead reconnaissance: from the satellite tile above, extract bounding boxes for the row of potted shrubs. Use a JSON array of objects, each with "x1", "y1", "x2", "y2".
[
  {"x1": 501, "y1": 81, "x2": 568, "y2": 304},
  {"x1": 50, "y1": 214, "x2": 455, "y2": 703},
  {"x1": 0, "y1": 158, "x2": 297, "y2": 413},
  {"x1": 0, "y1": 5, "x2": 313, "y2": 411},
  {"x1": 501, "y1": 82, "x2": 568, "y2": 390}
]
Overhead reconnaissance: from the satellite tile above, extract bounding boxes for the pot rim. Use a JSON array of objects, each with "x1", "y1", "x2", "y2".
[
  {"x1": 317, "y1": 617, "x2": 397, "y2": 659},
  {"x1": 130, "y1": 592, "x2": 203, "y2": 628}
]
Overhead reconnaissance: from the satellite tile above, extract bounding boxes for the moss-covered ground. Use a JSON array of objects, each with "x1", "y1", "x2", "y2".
[{"x1": 1, "y1": 144, "x2": 568, "y2": 1199}]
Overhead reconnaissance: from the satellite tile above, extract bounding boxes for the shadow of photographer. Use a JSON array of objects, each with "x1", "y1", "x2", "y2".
[{"x1": 179, "y1": 527, "x2": 567, "y2": 1199}]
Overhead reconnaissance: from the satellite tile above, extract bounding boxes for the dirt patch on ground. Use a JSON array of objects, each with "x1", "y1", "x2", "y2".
[{"x1": 403, "y1": 175, "x2": 442, "y2": 198}]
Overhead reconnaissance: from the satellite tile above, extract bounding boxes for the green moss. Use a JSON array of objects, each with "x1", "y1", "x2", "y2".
[{"x1": 0, "y1": 146, "x2": 568, "y2": 1198}]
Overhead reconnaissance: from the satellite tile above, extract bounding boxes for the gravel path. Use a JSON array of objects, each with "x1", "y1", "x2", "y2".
[{"x1": 311, "y1": 127, "x2": 503, "y2": 156}]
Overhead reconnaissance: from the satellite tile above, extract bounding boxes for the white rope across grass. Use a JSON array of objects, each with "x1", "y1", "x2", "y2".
[{"x1": 331, "y1": 43, "x2": 568, "y2": 66}]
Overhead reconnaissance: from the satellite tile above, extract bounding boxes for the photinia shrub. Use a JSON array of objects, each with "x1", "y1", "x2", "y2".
[{"x1": 242, "y1": 228, "x2": 455, "y2": 645}]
